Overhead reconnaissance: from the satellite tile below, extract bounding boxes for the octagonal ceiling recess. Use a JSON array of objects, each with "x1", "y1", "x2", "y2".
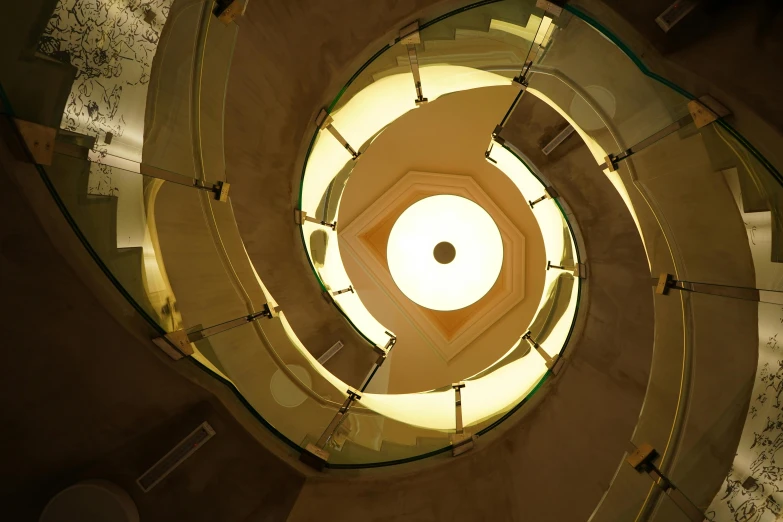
[
  {"x1": 337, "y1": 86, "x2": 547, "y2": 392},
  {"x1": 341, "y1": 172, "x2": 527, "y2": 363}
]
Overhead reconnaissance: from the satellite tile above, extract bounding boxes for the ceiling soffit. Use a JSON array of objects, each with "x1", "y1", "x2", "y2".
[{"x1": 340, "y1": 171, "x2": 526, "y2": 362}]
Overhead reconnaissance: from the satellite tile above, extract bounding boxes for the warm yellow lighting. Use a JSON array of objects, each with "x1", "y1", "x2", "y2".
[
  {"x1": 283, "y1": 67, "x2": 584, "y2": 434},
  {"x1": 490, "y1": 15, "x2": 543, "y2": 41},
  {"x1": 488, "y1": 145, "x2": 579, "y2": 358},
  {"x1": 387, "y1": 195, "x2": 503, "y2": 311},
  {"x1": 299, "y1": 66, "x2": 511, "y2": 346}
]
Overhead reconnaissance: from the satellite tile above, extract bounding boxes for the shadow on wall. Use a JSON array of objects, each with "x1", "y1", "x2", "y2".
[{"x1": 310, "y1": 229, "x2": 328, "y2": 268}]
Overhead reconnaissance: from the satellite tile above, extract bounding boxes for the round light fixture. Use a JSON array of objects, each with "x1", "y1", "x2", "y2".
[{"x1": 387, "y1": 195, "x2": 503, "y2": 311}]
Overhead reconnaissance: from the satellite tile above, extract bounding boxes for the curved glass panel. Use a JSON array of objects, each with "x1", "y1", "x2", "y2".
[{"x1": 12, "y1": 0, "x2": 780, "y2": 483}]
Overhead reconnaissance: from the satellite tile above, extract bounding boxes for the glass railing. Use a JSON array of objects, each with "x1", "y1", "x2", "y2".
[
  {"x1": 4, "y1": 0, "x2": 778, "y2": 499},
  {"x1": 1, "y1": 0, "x2": 584, "y2": 469},
  {"x1": 299, "y1": 0, "x2": 554, "y2": 349},
  {"x1": 295, "y1": 0, "x2": 583, "y2": 465},
  {"x1": 516, "y1": 3, "x2": 783, "y2": 521}
]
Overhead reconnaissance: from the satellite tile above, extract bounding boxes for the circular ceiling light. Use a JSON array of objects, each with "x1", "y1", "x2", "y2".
[{"x1": 387, "y1": 195, "x2": 503, "y2": 311}]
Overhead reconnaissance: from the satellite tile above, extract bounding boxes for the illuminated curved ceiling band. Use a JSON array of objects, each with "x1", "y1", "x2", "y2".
[{"x1": 297, "y1": 65, "x2": 581, "y2": 430}]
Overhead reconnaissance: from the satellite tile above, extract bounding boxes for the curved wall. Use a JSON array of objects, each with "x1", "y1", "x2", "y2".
[
  {"x1": 223, "y1": 0, "x2": 466, "y2": 387},
  {"x1": 288, "y1": 92, "x2": 654, "y2": 522}
]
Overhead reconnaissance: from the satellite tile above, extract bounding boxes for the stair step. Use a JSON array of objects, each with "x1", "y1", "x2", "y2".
[
  {"x1": 700, "y1": 125, "x2": 768, "y2": 213},
  {"x1": 47, "y1": 153, "x2": 119, "y2": 253},
  {"x1": 423, "y1": 14, "x2": 491, "y2": 42},
  {"x1": 110, "y1": 246, "x2": 157, "y2": 318},
  {"x1": 703, "y1": 126, "x2": 783, "y2": 262},
  {"x1": 335, "y1": 433, "x2": 450, "y2": 464},
  {"x1": 0, "y1": 0, "x2": 77, "y2": 127}
]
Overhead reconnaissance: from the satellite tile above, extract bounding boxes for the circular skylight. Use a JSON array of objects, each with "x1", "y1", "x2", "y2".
[{"x1": 387, "y1": 195, "x2": 503, "y2": 311}]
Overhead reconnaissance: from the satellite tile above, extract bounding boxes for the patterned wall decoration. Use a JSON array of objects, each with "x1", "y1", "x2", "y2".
[
  {"x1": 706, "y1": 170, "x2": 783, "y2": 522},
  {"x1": 38, "y1": 0, "x2": 173, "y2": 200},
  {"x1": 706, "y1": 302, "x2": 783, "y2": 522}
]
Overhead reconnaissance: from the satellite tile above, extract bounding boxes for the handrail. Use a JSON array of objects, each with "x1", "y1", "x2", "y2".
[
  {"x1": 528, "y1": 63, "x2": 694, "y2": 519},
  {"x1": 547, "y1": 5, "x2": 777, "y2": 521},
  {"x1": 12, "y1": 0, "x2": 753, "y2": 477},
  {"x1": 40, "y1": 0, "x2": 578, "y2": 465}
]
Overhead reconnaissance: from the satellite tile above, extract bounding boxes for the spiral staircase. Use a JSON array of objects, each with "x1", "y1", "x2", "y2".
[{"x1": 3, "y1": 0, "x2": 783, "y2": 521}]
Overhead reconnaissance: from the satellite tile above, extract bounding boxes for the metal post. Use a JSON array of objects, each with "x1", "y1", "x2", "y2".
[
  {"x1": 294, "y1": 209, "x2": 336, "y2": 230},
  {"x1": 400, "y1": 21, "x2": 427, "y2": 105},
  {"x1": 489, "y1": 75, "x2": 529, "y2": 150},
  {"x1": 529, "y1": 187, "x2": 560, "y2": 208},
  {"x1": 301, "y1": 389, "x2": 362, "y2": 470},
  {"x1": 521, "y1": 330, "x2": 562, "y2": 372},
  {"x1": 360, "y1": 347, "x2": 388, "y2": 392},
  {"x1": 451, "y1": 382, "x2": 475, "y2": 456},
  {"x1": 547, "y1": 260, "x2": 586, "y2": 279},
  {"x1": 383, "y1": 331, "x2": 397, "y2": 351},
  {"x1": 53, "y1": 140, "x2": 232, "y2": 201},
  {"x1": 485, "y1": 142, "x2": 497, "y2": 164},
  {"x1": 513, "y1": 60, "x2": 533, "y2": 88},
  {"x1": 601, "y1": 108, "x2": 723, "y2": 172},
  {"x1": 185, "y1": 303, "x2": 279, "y2": 342},
  {"x1": 332, "y1": 286, "x2": 354, "y2": 296},
  {"x1": 453, "y1": 382, "x2": 465, "y2": 436},
  {"x1": 653, "y1": 273, "x2": 772, "y2": 303},
  {"x1": 315, "y1": 109, "x2": 360, "y2": 159},
  {"x1": 627, "y1": 443, "x2": 706, "y2": 522},
  {"x1": 359, "y1": 332, "x2": 396, "y2": 392}
]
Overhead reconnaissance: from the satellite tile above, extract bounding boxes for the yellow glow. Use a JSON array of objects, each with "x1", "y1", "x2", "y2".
[
  {"x1": 288, "y1": 69, "x2": 582, "y2": 434},
  {"x1": 489, "y1": 145, "x2": 579, "y2": 358},
  {"x1": 303, "y1": 66, "x2": 510, "y2": 215},
  {"x1": 387, "y1": 195, "x2": 503, "y2": 311},
  {"x1": 462, "y1": 354, "x2": 548, "y2": 426},
  {"x1": 360, "y1": 390, "x2": 456, "y2": 431},
  {"x1": 331, "y1": 66, "x2": 510, "y2": 153},
  {"x1": 300, "y1": 66, "x2": 511, "y2": 346},
  {"x1": 528, "y1": 87, "x2": 645, "y2": 259}
]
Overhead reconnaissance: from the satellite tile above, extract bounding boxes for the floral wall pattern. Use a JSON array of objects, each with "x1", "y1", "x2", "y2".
[
  {"x1": 37, "y1": 0, "x2": 174, "y2": 248},
  {"x1": 38, "y1": 0, "x2": 173, "y2": 200},
  {"x1": 705, "y1": 302, "x2": 783, "y2": 522},
  {"x1": 706, "y1": 171, "x2": 783, "y2": 522}
]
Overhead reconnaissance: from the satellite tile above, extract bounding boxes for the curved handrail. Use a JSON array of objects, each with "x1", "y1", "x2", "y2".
[
  {"x1": 18, "y1": 0, "x2": 766, "y2": 477},
  {"x1": 544, "y1": 5, "x2": 777, "y2": 521},
  {"x1": 527, "y1": 62, "x2": 694, "y2": 519}
]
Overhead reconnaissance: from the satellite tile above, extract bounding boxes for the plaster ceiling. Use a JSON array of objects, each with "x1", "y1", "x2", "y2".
[{"x1": 337, "y1": 86, "x2": 547, "y2": 393}]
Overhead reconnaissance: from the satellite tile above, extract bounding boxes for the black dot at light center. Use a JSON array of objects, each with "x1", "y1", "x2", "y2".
[{"x1": 433, "y1": 241, "x2": 456, "y2": 264}]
